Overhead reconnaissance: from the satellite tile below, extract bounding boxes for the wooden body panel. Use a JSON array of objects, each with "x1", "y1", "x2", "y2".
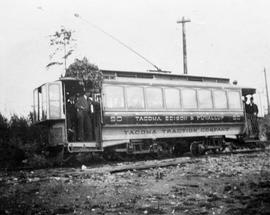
[
  {"x1": 100, "y1": 71, "x2": 245, "y2": 147},
  {"x1": 101, "y1": 111, "x2": 245, "y2": 146},
  {"x1": 102, "y1": 124, "x2": 243, "y2": 142}
]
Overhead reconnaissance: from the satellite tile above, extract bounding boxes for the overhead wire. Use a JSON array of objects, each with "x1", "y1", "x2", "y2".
[{"x1": 74, "y1": 13, "x2": 162, "y2": 71}]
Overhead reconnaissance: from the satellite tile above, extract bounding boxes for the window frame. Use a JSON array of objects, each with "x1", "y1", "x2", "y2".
[
  {"x1": 227, "y1": 89, "x2": 242, "y2": 110},
  {"x1": 125, "y1": 86, "x2": 145, "y2": 110},
  {"x1": 103, "y1": 84, "x2": 126, "y2": 110},
  {"x1": 181, "y1": 87, "x2": 198, "y2": 110},
  {"x1": 48, "y1": 83, "x2": 62, "y2": 119},
  {"x1": 38, "y1": 88, "x2": 43, "y2": 121},
  {"x1": 145, "y1": 87, "x2": 164, "y2": 110},
  {"x1": 33, "y1": 89, "x2": 39, "y2": 122},
  {"x1": 212, "y1": 89, "x2": 228, "y2": 110},
  {"x1": 197, "y1": 88, "x2": 214, "y2": 110},
  {"x1": 164, "y1": 87, "x2": 181, "y2": 110},
  {"x1": 41, "y1": 84, "x2": 48, "y2": 120}
]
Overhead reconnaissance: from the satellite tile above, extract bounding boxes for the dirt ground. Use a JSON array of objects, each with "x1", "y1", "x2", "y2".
[{"x1": 0, "y1": 150, "x2": 270, "y2": 215}]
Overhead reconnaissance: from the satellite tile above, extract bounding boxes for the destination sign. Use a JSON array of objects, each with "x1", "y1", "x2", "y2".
[{"x1": 104, "y1": 114, "x2": 244, "y2": 125}]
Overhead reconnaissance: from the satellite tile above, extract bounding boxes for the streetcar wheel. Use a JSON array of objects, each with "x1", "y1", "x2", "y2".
[
  {"x1": 173, "y1": 140, "x2": 190, "y2": 156},
  {"x1": 190, "y1": 141, "x2": 205, "y2": 156},
  {"x1": 212, "y1": 148, "x2": 222, "y2": 154}
]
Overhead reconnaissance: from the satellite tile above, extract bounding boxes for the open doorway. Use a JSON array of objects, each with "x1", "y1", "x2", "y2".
[
  {"x1": 242, "y1": 88, "x2": 258, "y2": 138},
  {"x1": 64, "y1": 79, "x2": 101, "y2": 143}
]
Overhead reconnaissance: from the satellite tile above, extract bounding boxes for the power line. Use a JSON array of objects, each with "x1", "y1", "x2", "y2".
[
  {"x1": 74, "y1": 13, "x2": 162, "y2": 71},
  {"x1": 264, "y1": 68, "x2": 270, "y2": 115}
]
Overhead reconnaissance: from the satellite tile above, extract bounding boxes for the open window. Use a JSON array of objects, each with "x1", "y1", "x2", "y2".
[
  {"x1": 42, "y1": 85, "x2": 48, "y2": 120},
  {"x1": 33, "y1": 89, "x2": 38, "y2": 122},
  {"x1": 33, "y1": 84, "x2": 47, "y2": 122}
]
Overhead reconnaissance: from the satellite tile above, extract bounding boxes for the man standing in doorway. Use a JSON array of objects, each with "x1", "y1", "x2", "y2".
[
  {"x1": 243, "y1": 96, "x2": 252, "y2": 136},
  {"x1": 75, "y1": 90, "x2": 93, "y2": 141},
  {"x1": 249, "y1": 97, "x2": 259, "y2": 138}
]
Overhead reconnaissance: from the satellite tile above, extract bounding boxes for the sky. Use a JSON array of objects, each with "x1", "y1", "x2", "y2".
[{"x1": 1, "y1": 0, "x2": 270, "y2": 117}]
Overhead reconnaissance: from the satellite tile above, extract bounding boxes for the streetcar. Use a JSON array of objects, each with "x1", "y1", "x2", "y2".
[{"x1": 33, "y1": 69, "x2": 257, "y2": 158}]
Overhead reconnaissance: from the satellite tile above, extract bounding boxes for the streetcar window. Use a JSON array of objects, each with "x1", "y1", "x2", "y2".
[
  {"x1": 164, "y1": 88, "x2": 181, "y2": 109},
  {"x1": 228, "y1": 91, "x2": 241, "y2": 109},
  {"x1": 38, "y1": 89, "x2": 42, "y2": 121},
  {"x1": 213, "y1": 90, "x2": 227, "y2": 109},
  {"x1": 49, "y1": 84, "x2": 61, "y2": 118},
  {"x1": 42, "y1": 85, "x2": 47, "y2": 120},
  {"x1": 198, "y1": 89, "x2": 213, "y2": 109},
  {"x1": 181, "y1": 88, "x2": 197, "y2": 109},
  {"x1": 126, "y1": 87, "x2": 145, "y2": 109},
  {"x1": 104, "y1": 86, "x2": 125, "y2": 108},
  {"x1": 33, "y1": 89, "x2": 38, "y2": 122},
  {"x1": 145, "y1": 87, "x2": 163, "y2": 109}
]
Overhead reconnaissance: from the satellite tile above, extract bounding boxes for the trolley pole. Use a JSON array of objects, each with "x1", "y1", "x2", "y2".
[
  {"x1": 264, "y1": 68, "x2": 270, "y2": 115},
  {"x1": 177, "y1": 17, "x2": 191, "y2": 74}
]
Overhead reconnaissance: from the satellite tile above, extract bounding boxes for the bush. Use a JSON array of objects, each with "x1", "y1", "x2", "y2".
[
  {"x1": 0, "y1": 113, "x2": 9, "y2": 146},
  {"x1": 0, "y1": 112, "x2": 48, "y2": 169},
  {"x1": 27, "y1": 153, "x2": 48, "y2": 168},
  {"x1": 259, "y1": 115, "x2": 270, "y2": 141}
]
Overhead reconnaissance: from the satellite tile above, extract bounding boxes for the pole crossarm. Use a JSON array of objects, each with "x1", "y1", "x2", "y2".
[
  {"x1": 177, "y1": 17, "x2": 191, "y2": 74},
  {"x1": 176, "y1": 18, "x2": 191, "y2": 24}
]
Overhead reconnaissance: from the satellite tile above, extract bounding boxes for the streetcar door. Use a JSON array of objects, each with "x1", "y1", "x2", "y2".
[
  {"x1": 241, "y1": 87, "x2": 256, "y2": 114},
  {"x1": 93, "y1": 92, "x2": 102, "y2": 149},
  {"x1": 64, "y1": 79, "x2": 102, "y2": 149},
  {"x1": 241, "y1": 87, "x2": 257, "y2": 137}
]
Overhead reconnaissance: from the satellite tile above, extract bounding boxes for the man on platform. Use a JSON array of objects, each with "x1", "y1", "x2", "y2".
[
  {"x1": 249, "y1": 97, "x2": 259, "y2": 138},
  {"x1": 75, "y1": 90, "x2": 93, "y2": 141}
]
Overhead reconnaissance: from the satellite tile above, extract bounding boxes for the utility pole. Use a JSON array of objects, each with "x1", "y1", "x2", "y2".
[
  {"x1": 177, "y1": 17, "x2": 191, "y2": 74},
  {"x1": 264, "y1": 68, "x2": 270, "y2": 115}
]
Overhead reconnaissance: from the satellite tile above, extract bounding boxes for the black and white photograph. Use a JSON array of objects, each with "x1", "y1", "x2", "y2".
[{"x1": 0, "y1": 0, "x2": 270, "y2": 214}]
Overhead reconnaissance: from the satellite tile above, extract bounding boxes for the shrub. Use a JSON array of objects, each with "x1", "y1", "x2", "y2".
[
  {"x1": 259, "y1": 115, "x2": 270, "y2": 140},
  {"x1": 0, "y1": 112, "x2": 9, "y2": 146},
  {"x1": 0, "y1": 112, "x2": 48, "y2": 168}
]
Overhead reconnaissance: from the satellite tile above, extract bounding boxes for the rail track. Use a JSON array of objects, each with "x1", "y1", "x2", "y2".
[{"x1": 2, "y1": 143, "x2": 269, "y2": 175}]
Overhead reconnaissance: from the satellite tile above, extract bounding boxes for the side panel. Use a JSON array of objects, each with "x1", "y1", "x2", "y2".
[
  {"x1": 101, "y1": 81, "x2": 245, "y2": 147},
  {"x1": 101, "y1": 112, "x2": 245, "y2": 142},
  {"x1": 102, "y1": 124, "x2": 242, "y2": 141},
  {"x1": 103, "y1": 113, "x2": 244, "y2": 125},
  {"x1": 49, "y1": 121, "x2": 66, "y2": 146}
]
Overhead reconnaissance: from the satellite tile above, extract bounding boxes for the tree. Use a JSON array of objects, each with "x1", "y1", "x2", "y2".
[
  {"x1": 0, "y1": 112, "x2": 9, "y2": 145},
  {"x1": 65, "y1": 57, "x2": 103, "y2": 90},
  {"x1": 47, "y1": 27, "x2": 76, "y2": 72}
]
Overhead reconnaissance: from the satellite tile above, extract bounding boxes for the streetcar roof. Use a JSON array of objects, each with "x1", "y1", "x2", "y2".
[
  {"x1": 241, "y1": 87, "x2": 256, "y2": 96},
  {"x1": 52, "y1": 70, "x2": 255, "y2": 92},
  {"x1": 59, "y1": 69, "x2": 230, "y2": 84},
  {"x1": 100, "y1": 69, "x2": 230, "y2": 83}
]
